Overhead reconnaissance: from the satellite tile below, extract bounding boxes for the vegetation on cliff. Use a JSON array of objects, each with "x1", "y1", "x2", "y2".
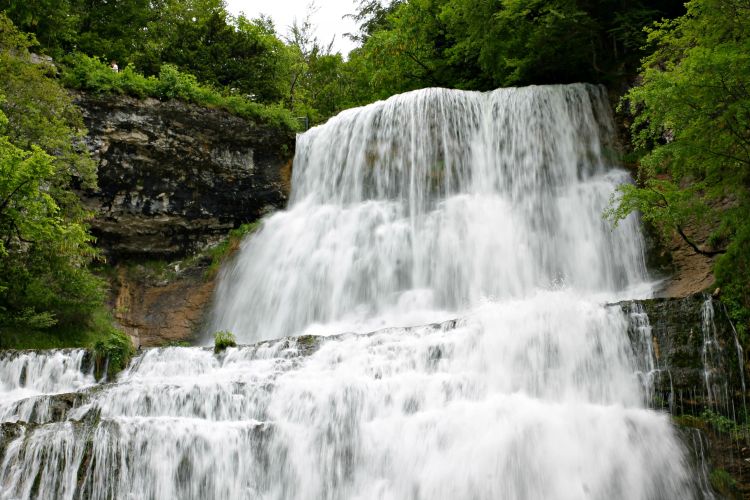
[
  {"x1": 213, "y1": 330, "x2": 237, "y2": 353},
  {"x1": 609, "y1": 0, "x2": 750, "y2": 341},
  {"x1": 60, "y1": 54, "x2": 298, "y2": 131},
  {"x1": 0, "y1": 15, "x2": 131, "y2": 362},
  {"x1": 0, "y1": 0, "x2": 748, "y2": 374}
]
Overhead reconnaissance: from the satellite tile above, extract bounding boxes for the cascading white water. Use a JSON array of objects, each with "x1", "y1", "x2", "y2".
[
  {"x1": 210, "y1": 84, "x2": 648, "y2": 342},
  {"x1": 0, "y1": 84, "x2": 705, "y2": 499},
  {"x1": 628, "y1": 303, "x2": 661, "y2": 407},
  {"x1": 0, "y1": 349, "x2": 94, "y2": 423}
]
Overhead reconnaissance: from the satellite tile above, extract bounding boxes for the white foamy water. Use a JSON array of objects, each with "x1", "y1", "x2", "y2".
[
  {"x1": 210, "y1": 84, "x2": 648, "y2": 342},
  {"x1": 1, "y1": 296, "x2": 697, "y2": 499},
  {"x1": 0, "y1": 349, "x2": 94, "y2": 423},
  {"x1": 0, "y1": 84, "x2": 707, "y2": 499}
]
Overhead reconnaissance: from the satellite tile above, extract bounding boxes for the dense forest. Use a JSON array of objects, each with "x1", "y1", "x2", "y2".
[{"x1": 0, "y1": 0, "x2": 748, "y2": 369}]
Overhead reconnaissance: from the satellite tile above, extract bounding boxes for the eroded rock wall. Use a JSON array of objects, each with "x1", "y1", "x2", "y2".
[
  {"x1": 70, "y1": 94, "x2": 295, "y2": 345},
  {"x1": 75, "y1": 94, "x2": 295, "y2": 259},
  {"x1": 111, "y1": 260, "x2": 217, "y2": 348},
  {"x1": 618, "y1": 294, "x2": 746, "y2": 415}
]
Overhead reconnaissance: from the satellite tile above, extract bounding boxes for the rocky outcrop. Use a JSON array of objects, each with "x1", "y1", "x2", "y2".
[
  {"x1": 111, "y1": 258, "x2": 218, "y2": 348},
  {"x1": 656, "y1": 233, "x2": 717, "y2": 299},
  {"x1": 75, "y1": 94, "x2": 295, "y2": 259},
  {"x1": 70, "y1": 93, "x2": 296, "y2": 346},
  {"x1": 618, "y1": 294, "x2": 745, "y2": 414}
]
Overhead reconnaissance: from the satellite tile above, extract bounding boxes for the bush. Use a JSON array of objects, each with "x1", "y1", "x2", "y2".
[
  {"x1": 60, "y1": 53, "x2": 299, "y2": 131},
  {"x1": 214, "y1": 330, "x2": 237, "y2": 353},
  {"x1": 715, "y1": 223, "x2": 750, "y2": 344},
  {"x1": 205, "y1": 221, "x2": 262, "y2": 279},
  {"x1": 710, "y1": 468, "x2": 739, "y2": 498},
  {"x1": 92, "y1": 313, "x2": 135, "y2": 379}
]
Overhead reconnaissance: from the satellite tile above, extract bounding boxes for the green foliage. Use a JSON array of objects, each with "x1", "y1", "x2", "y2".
[
  {"x1": 674, "y1": 409, "x2": 750, "y2": 443},
  {"x1": 0, "y1": 304, "x2": 134, "y2": 377},
  {"x1": 710, "y1": 468, "x2": 739, "y2": 498},
  {"x1": 138, "y1": 4, "x2": 291, "y2": 103},
  {"x1": 347, "y1": 0, "x2": 682, "y2": 101},
  {"x1": 0, "y1": 0, "x2": 80, "y2": 56},
  {"x1": 0, "y1": 15, "x2": 105, "y2": 332},
  {"x1": 611, "y1": 0, "x2": 750, "y2": 339},
  {"x1": 1, "y1": 0, "x2": 685, "y2": 125},
  {"x1": 715, "y1": 225, "x2": 750, "y2": 342},
  {"x1": 672, "y1": 414, "x2": 703, "y2": 429},
  {"x1": 279, "y1": 8, "x2": 370, "y2": 125},
  {"x1": 213, "y1": 330, "x2": 236, "y2": 353},
  {"x1": 0, "y1": 15, "x2": 131, "y2": 370},
  {"x1": 700, "y1": 409, "x2": 743, "y2": 435},
  {"x1": 60, "y1": 53, "x2": 298, "y2": 131},
  {"x1": 205, "y1": 221, "x2": 262, "y2": 279},
  {"x1": 91, "y1": 313, "x2": 135, "y2": 378},
  {"x1": 163, "y1": 340, "x2": 192, "y2": 347},
  {"x1": 0, "y1": 15, "x2": 96, "y2": 198},
  {"x1": 1, "y1": 0, "x2": 293, "y2": 105}
]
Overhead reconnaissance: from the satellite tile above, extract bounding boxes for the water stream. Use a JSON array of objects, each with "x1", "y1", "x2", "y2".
[
  {"x1": 211, "y1": 84, "x2": 649, "y2": 342},
  {"x1": 0, "y1": 84, "x2": 706, "y2": 498}
]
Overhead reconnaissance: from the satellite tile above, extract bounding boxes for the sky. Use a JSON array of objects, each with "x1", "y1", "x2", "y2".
[{"x1": 225, "y1": 0, "x2": 361, "y2": 55}]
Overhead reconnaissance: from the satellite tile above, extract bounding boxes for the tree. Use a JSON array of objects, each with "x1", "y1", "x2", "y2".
[
  {"x1": 610, "y1": 0, "x2": 750, "y2": 334},
  {"x1": 283, "y1": 2, "x2": 325, "y2": 110},
  {"x1": 0, "y1": 14, "x2": 103, "y2": 329},
  {"x1": 72, "y1": 0, "x2": 155, "y2": 66},
  {"x1": 345, "y1": 0, "x2": 403, "y2": 44},
  {"x1": 347, "y1": 0, "x2": 684, "y2": 98},
  {"x1": 0, "y1": 0, "x2": 80, "y2": 57}
]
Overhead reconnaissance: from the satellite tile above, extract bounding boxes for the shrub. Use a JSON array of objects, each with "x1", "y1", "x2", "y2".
[
  {"x1": 60, "y1": 53, "x2": 299, "y2": 131},
  {"x1": 91, "y1": 314, "x2": 135, "y2": 379},
  {"x1": 214, "y1": 330, "x2": 237, "y2": 353},
  {"x1": 205, "y1": 221, "x2": 262, "y2": 279},
  {"x1": 710, "y1": 469, "x2": 738, "y2": 498}
]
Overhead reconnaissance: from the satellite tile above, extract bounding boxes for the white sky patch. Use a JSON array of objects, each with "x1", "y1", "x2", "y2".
[{"x1": 225, "y1": 0, "x2": 361, "y2": 56}]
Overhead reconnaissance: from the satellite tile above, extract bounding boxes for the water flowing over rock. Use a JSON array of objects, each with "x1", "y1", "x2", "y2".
[
  {"x1": 211, "y1": 84, "x2": 648, "y2": 342},
  {"x1": 0, "y1": 350, "x2": 95, "y2": 424},
  {"x1": 620, "y1": 294, "x2": 746, "y2": 417},
  {"x1": 0, "y1": 84, "x2": 729, "y2": 498}
]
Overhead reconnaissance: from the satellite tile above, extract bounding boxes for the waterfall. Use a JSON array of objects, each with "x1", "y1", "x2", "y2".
[
  {"x1": 701, "y1": 297, "x2": 724, "y2": 409},
  {"x1": 0, "y1": 84, "x2": 707, "y2": 499},
  {"x1": 210, "y1": 84, "x2": 648, "y2": 342},
  {"x1": 627, "y1": 302, "x2": 664, "y2": 409},
  {"x1": 0, "y1": 349, "x2": 94, "y2": 423}
]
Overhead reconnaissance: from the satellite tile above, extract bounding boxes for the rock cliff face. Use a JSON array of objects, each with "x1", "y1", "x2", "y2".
[
  {"x1": 618, "y1": 294, "x2": 745, "y2": 414},
  {"x1": 111, "y1": 260, "x2": 217, "y2": 348},
  {"x1": 72, "y1": 93, "x2": 295, "y2": 345},
  {"x1": 75, "y1": 94, "x2": 295, "y2": 259}
]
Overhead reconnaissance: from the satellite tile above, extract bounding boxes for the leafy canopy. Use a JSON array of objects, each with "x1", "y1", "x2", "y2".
[
  {"x1": 610, "y1": 0, "x2": 750, "y2": 334},
  {"x1": 0, "y1": 14, "x2": 102, "y2": 330}
]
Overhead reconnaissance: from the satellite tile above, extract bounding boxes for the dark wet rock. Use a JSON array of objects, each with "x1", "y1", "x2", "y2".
[
  {"x1": 0, "y1": 421, "x2": 28, "y2": 456},
  {"x1": 74, "y1": 93, "x2": 295, "y2": 259},
  {"x1": 674, "y1": 426, "x2": 724, "y2": 499},
  {"x1": 674, "y1": 413, "x2": 750, "y2": 499},
  {"x1": 47, "y1": 392, "x2": 89, "y2": 422},
  {"x1": 616, "y1": 294, "x2": 745, "y2": 414},
  {"x1": 2, "y1": 391, "x2": 94, "y2": 425}
]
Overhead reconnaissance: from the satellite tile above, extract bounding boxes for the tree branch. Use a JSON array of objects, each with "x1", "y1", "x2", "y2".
[
  {"x1": 675, "y1": 225, "x2": 726, "y2": 257},
  {"x1": 0, "y1": 179, "x2": 33, "y2": 216},
  {"x1": 647, "y1": 188, "x2": 727, "y2": 257}
]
